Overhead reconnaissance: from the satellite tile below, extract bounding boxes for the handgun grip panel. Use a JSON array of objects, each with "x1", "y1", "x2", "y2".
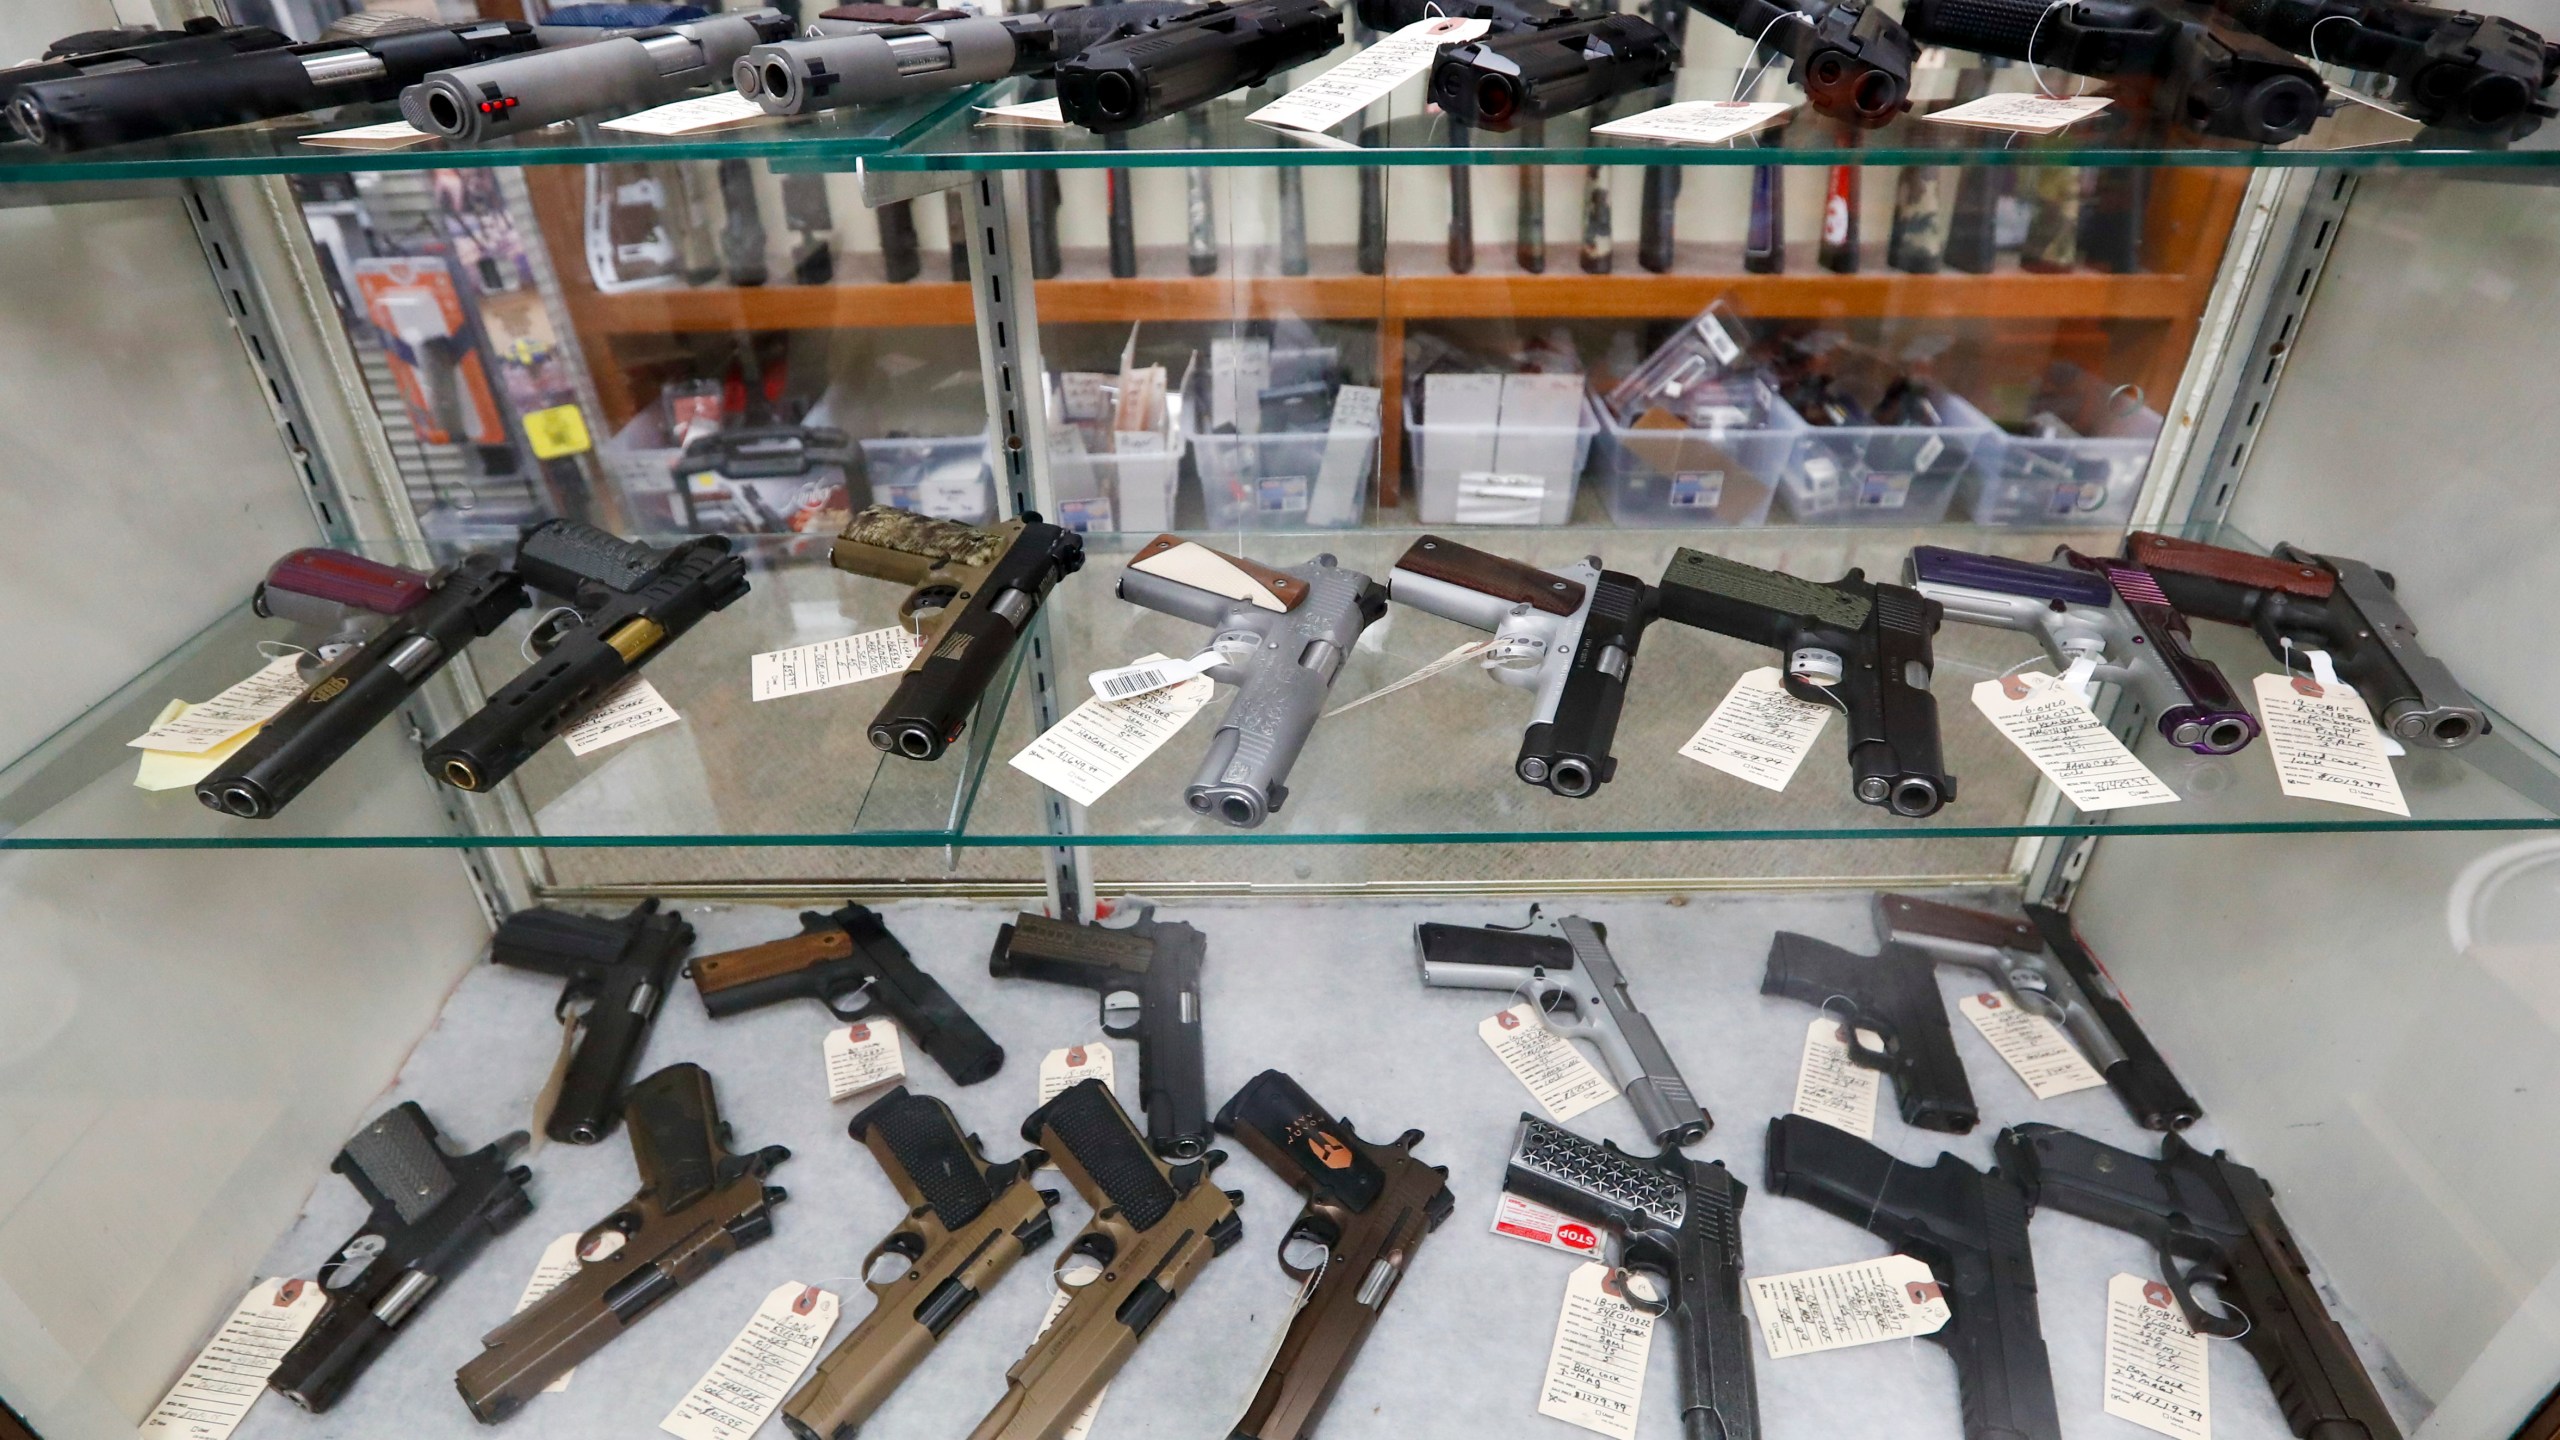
[
  {"x1": 1415, "y1": 922, "x2": 1578, "y2": 977},
  {"x1": 335, "y1": 1102, "x2": 460, "y2": 1222},
  {"x1": 2126, "y1": 532, "x2": 2336, "y2": 600},
  {"x1": 868, "y1": 948, "x2": 1006, "y2": 1088},
  {"x1": 516, "y1": 519, "x2": 668, "y2": 597},
  {"x1": 1215, "y1": 1070, "x2": 1388, "y2": 1211},
  {"x1": 854, "y1": 1087, "x2": 995, "y2": 1227},
  {"x1": 1764, "y1": 935, "x2": 1982, "y2": 1134},
  {"x1": 625, "y1": 1063, "x2": 725, "y2": 1214},
  {"x1": 1025, "y1": 1079, "x2": 1180, "y2": 1231},
  {"x1": 1762, "y1": 1114, "x2": 1906, "y2": 1230},
  {"x1": 692, "y1": 931, "x2": 850, "y2": 1015},
  {"x1": 1393, "y1": 536, "x2": 1586, "y2": 615},
  {"x1": 2024, "y1": 906, "x2": 2200, "y2": 1130}
]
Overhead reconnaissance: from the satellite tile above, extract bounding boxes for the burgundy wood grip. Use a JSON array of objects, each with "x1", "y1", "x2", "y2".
[
  {"x1": 1877, "y1": 893, "x2": 2042, "y2": 951},
  {"x1": 2125, "y1": 533, "x2": 2335, "y2": 598},
  {"x1": 1394, "y1": 535, "x2": 1584, "y2": 616}
]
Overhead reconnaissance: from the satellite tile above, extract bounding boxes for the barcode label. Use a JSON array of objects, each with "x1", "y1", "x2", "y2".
[
  {"x1": 1104, "y1": 668, "x2": 1172, "y2": 698},
  {"x1": 1087, "y1": 652, "x2": 1217, "y2": 703}
]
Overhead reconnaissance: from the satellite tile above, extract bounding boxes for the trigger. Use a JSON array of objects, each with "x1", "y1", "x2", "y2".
[
  {"x1": 2162, "y1": 1240, "x2": 2249, "y2": 1339},
  {"x1": 826, "y1": 984, "x2": 876, "y2": 1022}
]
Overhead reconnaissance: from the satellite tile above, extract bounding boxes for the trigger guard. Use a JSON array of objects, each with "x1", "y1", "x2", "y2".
[
  {"x1": 1838, "y1": 1021, "x2": 1894, "y2": 1072},
  {"x1": 824, "y1": 985, "x2": 877, "y2": 1023},
  {"x1": 2161, "y1": 1235, "x2": 2249, "y2": 1339},
  {"x1": 902, "y1": 585, "x2": 959, "y2": 624}
]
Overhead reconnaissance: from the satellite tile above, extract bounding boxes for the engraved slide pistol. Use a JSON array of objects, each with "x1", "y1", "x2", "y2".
[
  {"x1": 456, "y1": 1063, "x2": 790, "y2": 1421},
  {"x1": 989, "y1": 905, "x2": 1209, "y2": 1158},
  {"x1": 1760, "y1": 928, "x2": 1977, "y2": 1133},
  {"x1": 690, "y1": 903, "x2": 1004, "y2": 1086},
  {"x1": 1765, "y1": 1115, "x2": 2060, "y2": 1440},
  {"x1": 782, "y1": 1088, "x2": 1058, "y2": 1440},
  {"x1": 268, "y1": 1105, "x2": 534, "y2": 1413},
  {"x1": 1386, "y1": 536, "x2": 1654, "y2": 798},
  {"x1": 1506, "y1": 1116, "x2": 1757, "y2": 1440},
  {"x1": 1115, "y1": 537, "x2": 1388, "y2": 829},
  {"x1": 1655, "y1": 546, "x2": 1955, "y2": 817},
  {"x1": 829, "y1": 506, "x2": 1084, "y2": 762},
  {"x1": 1996, "y1": 1123, "x2": 2402, "y2": 1440},
  {"x1": 966, "y1": 1079, "x2": 1243, "y2": 1440},
  {"x1": 428, "y1": 521, "x2": 749, "y2": 794},
  {"x1": 490, "y1": 900, "x2": 692, "y2": 1146},
  {"x1": 1215, "y1": 1071, "x2": 1453, "y2": 1440},
  {"x1": 1418, "y1": 912, "x2": 1710, "y2": 1145}
]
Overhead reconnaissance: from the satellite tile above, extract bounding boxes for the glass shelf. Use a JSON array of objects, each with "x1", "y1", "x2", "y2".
[
  {"x1": 0, "y1": 56, "x2": 2548, "y2": 184},
  {"x1": 6, "y1": 524, "x2": 2552, "y2": 852}
]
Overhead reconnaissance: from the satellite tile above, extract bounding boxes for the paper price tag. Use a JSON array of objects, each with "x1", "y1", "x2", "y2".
[
  {"x1": 1090, "y1": 651, "x2": 1221, "y2": 702},
  {"x1": 561, "y1": 675, "x2": 683, "y2": 757},
  {"x1": 752, "y1": 626, "x2": 922, "y2": 701},
  {"x1": 2105, "y1": 1273, "x2": 2212, "y2": 1440},
  {"x1": 1972, "y1": 672, "x2": 2180, "y2": 811},
  {"x1": 1591, "y1": 100, "x2": 1793, "y2": 145},
  {"x1": 1539, "y1": 1263, "x2": 1658, "y2": 1439},
  {"x1": 1493, "y1": 1191, "x2": 1606, "y2": 1257},
  {"x1": 129, "y1": 655, "x2": 308, "y2": 754},
  {"x1": 133, "y1": 699, "x2": 263, "y2": 790},
  {"x1": 978, "y1": 96, "x2": 1067, "y2": 127},
  {"x1": 1326, "y1": 639, "x2": 1499, "y2": 718},
  {"x1": 300, "y1": 119, "x2": 437, "y2": 150},
  {"x1": 1248, "y1": 17, "x2": 1493, "y2": 133},
  {"x1": 1790, "y1": 1018, "x2": 1881, "y2": 1140},
  {"x1": 1035, "y1": 1288, "x2": 1109, "y2": 1440},
  {"x1": 2251, "y1": 672, "x2": 2410, "y2": 816},
  {"x1": 508, "y1": 1233, "x2": 586, "y2": 1393},
  {"x1": 659, "y1": 1283, "x2": 842, "y2": 1440},
  {"x1": 824, "y1": 1021, "x2": 907, "y2": 1101},
  {"x1": 140, "y1": 1279, "x2": 327, "y2": 1440},
  {"x1": 1009, "y1": 655, "x2": 1215, "y2": 807},
  {"x1": 1924, "y1": 93, "x2": 2113, "y2": 133},
  {"x1": 1679, "y1": 667, "x2": 1832, "y2": 791},
  {"x1": 598, "y1": 91, "x2": 773, "y2": 136},
  {"x1": 1480, "y1": 1002, "x2": 1615, "y2": 1123},
  {"x1": 1959, "y1": 993, "x2": 2108, "y2": 1098},
  {"x1": 1747, "y1": 1254, "x2": 1950, "y2": 1358},
  {"x1": 1038, "y1": 1042, "x2": 1117, "y2": 1103}
]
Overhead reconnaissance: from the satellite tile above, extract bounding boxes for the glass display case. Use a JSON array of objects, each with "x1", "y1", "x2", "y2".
[{"x1": 3, "y1": 3, "x2": 2557, "y2": 1440}]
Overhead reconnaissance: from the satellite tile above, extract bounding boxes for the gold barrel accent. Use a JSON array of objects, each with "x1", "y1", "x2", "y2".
[{"x1": 604, "y1": 617, "x2": 667, "y2": 663}]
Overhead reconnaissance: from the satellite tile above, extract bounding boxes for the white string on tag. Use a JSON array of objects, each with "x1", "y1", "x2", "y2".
[
  {"x1": 1730, "y1": 10, "x2": 1810, "y2": 101},
  {"x1": 2025, "y1": 0, "x2": 2095, "y2": 98}
]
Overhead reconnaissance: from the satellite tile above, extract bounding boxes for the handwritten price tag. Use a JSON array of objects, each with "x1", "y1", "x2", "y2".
[
  {"x1": 1538, "y1": 1263, "x2": 1659, "y2": 1439},
  {"x1": 1972, "y1": 671, "x2": 2179, "y2": 812},
  {"x1": 141, "y1": 1280, "x2": 327, "y2": 1440},
  {"x1": 1480, "y1": 1002, "x2": 1615, "y2": 1123},
  {"x1": 2104, "y1": 1272, "x2": 2211, "y2": 1440},
  {"x1": 1746, "y1": 1254, "x2": 1949, "y2": 1358},
  {"x1": 1790, "y1": 1017, "x2": 1881, "y2": 1139},
  {"x1": 2252, "y1": 672, "x2": 2409, "y2": 815},
  {"x1": 1680, "y1": 667, "x2": 1831, "y2": 791}
]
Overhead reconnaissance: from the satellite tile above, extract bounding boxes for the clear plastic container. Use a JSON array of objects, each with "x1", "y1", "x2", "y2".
[
  {"x1": 1961, "y1": 404, "x2": 2164, "y2": 526},
  {"x1": 1047, "y1": 431, "x2": 1185, "y2": 535},
  {"x1": 859, "y1": 433, "x2": 995, "y2": 524},
  {"x1": 1187, "y1": 407, "x2": 1377, "y2": 531},
  {"x1": 1405, "y1": 390, "x2": 1600, "y2": 527},
  {"x1": 1593, "y1": 379, "x2": 1798, "y2": 528},
  {"x1": 1775, "y1": 383, "x2": 1995, "y2": 526}
]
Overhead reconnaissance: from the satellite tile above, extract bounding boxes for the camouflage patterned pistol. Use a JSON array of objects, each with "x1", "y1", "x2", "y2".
[{"x1": 830, "y1": 505, "x2": 1085, "y2": 763}]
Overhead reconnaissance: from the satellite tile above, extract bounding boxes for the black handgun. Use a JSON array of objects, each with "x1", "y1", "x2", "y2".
[
  {"x1": 1902, "y1": 0, "x2": 2328, "y2": 142},
  {"x1": 1428, "y1": 13, "x2": 1680, "y2": 129},
  {"x1": 266, "y1": 1105, "x2": 534, "y2": 1413},
  {"x1": 199, "y1": 553, "x2": 530, "y2": 821},
  {"x1": 987, "y1": 904, "x2": 1209, "y2": 1159},
  {"x1": 8, "y1": 18, "x2": 539, "y2": 153},
  {"x1": 1055, "y1": 0, "x2": 1344, "y2": 132},
  {"x1": 2212, "y1": 0, "x2": 2554, "y2": 133},
  {"x1": 689, "y1": 903, "x2": 1005, "y2": 1086},
  {"x1": 0, "y1": 18, "x2": 291, "y2": 115},
  {"x1": 1765, "y1": 1115, "x2": 2059, "y2": 1440},
  {"x1": 1997, "y1": 1123, "x2": 2403, "y2": 1440},
  {"x1": 428, "y1": 521, "x2": 749, "y2": 794},
  {"x1": 1688, "y1": 0, "x2": 1915, "y2": 125},
  {"x1": 1761, "y1": 930, "x2": 1977, "y2": 1133},
  {"x1": 492, "y1": 900, "x2": 693, "y2": 1146},
  {"x1": 1506, "y1": 1117, "x2": 1758, "y2": 1440},
  {"x1": 1654, "y1": 547, "x2": 1955, "y2": 818}
]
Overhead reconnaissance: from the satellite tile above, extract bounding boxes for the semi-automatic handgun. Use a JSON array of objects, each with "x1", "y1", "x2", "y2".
[
  {"x1": 1879, "y1": 893, "x2": 2200, "y2": 1129},
  {"x1": 1427, "y1": 13, "x2": 1680, "y2": 129},
  {"x1": 199, "y1": 552, "x2": 529, "y2": 821},
  {"x1": 738, "y1": 2, "x2": 1199, "y2": 115},
  {"x1": 2126, "y1": 532, "x2": 2487, "y2": 749},
  {"x1": 1901, "y1": 0, "x2": 2328, "y2": 141},
  {"x1": 1054, "y1": 0, "x2": 1344, "y2": 133},
  {"x1": 782, "y1": 1088, "x2": 1058, "y2": 1440},
  {"x1": 690, "y1": 902, "x2": 1004, "y2": 1086},
  {"x1": 1116, "y1": 536, "x2": 1388, "y2": 829},
  {"x1": 267, "y1": 1105, "x2": 533, "y2": 1413},
  {"x1": 456, "y1": 1063, "x2": 789, "y2": 1421},
  {"x1": 829, "y1": 506, "x2": 1085, "y2": 762},
  {"x1": 1906, "y1": 544, "x2": 2260, "y2": 757},
  {"x1": 964, "y1": 1078, "x2": 1243, "y2": 1440},
  {"x1": 1686, "y1": 0, "x2": 1914, "y2": 125},
  {"x1": 427, "y1": 521, "x2": 749, "y2": 794},
  {"x1": 1997, "y1": 1123, "x2": 2402, "y2": 1440},
  {"x1": 1761, "y1": 928, "x2": 1977, "y2": 1133},
  {"x1": 249, "y1": 548, "x2": 434, "y2": 667},
  {"x1": 1215, "y1": 1071, "x2": 1451, "y2": 1440},
  {"x1": 1655, "y1": 546, "x2": 1956, "y2": 818},
  {"x1": 491, "y1": 900, "x2": 692, "y2": 1146},
  {"x1": 0, "y1": 18, "x2": 291, "y2": 115},
  {"x1": 7, "y1": 18, "x2": 539, "y2": 152},
  {"x1": 1419, "y1": 912, "x2": 1710, "y2": 1145},
  {"x1": 1386, "y1": 536, "x2": 1653, "y2": 799},
  {"x1": 1505, "y1": 1116, "x2": 1757, "y2": 1440},
  {"x1": 1765, "y1": 1115, "x2": 2059, "y2": 1440},
  {"x1": 989, "y1": 904, "x2": 1209, "y2": 1158},
  {"x1": 402, "y1": 11, "x2": 793, "y2": 143},
  {"x1": 2210, "y1": 0, "x2": 2554, "y2": 133}
]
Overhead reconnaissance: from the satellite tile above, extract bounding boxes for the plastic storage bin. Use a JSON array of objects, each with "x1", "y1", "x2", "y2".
[
  {"x1": 860, "y1": 433, "x2": 995, "y2": 524},
  {"x1": 1187, "y1": 406, "x2": 1378, "y2": 530},
  {"x1": 1593, "y1": 379, "x2": 1798, "y2": 527},
  {"x1": 1775, "y1": 384, "x2": 1994, "y2": 525},
  {"x1": 1405, "y1": 389, "x2": 1600, "y2": 527},
  {"x1": 1047, "y1": 430, "x2": 1185, "y2": 534},
  {"x1": 1961, "y1": 404, "x2": 2164, "y2": 526}
]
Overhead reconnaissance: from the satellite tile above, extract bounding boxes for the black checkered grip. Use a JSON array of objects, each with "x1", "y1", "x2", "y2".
[
  {"x1": 1904, "y1": 0, "x2": 2043, "y2": 58},
  {"x1": 1032, "y1": 1079, "x2": 1177, "y2": 1232},
  {"x1": 340, "y1": 1103, "x2": 458, "y2": 1225},
  {"x1": 1510, "y1": 1118, "x2": 1686, "y2": 1228},
  {"x1": 855, "y1": 1089, "x2": 992, "y2": 1232}
]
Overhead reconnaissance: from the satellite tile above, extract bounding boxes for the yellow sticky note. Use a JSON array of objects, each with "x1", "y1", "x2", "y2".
[
  {"x1": 135, "y1": 701, "x2": 263, "y2": 791},
  {"x1": 523, "y1": 404, "x2": 592, "y2": 461}
]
